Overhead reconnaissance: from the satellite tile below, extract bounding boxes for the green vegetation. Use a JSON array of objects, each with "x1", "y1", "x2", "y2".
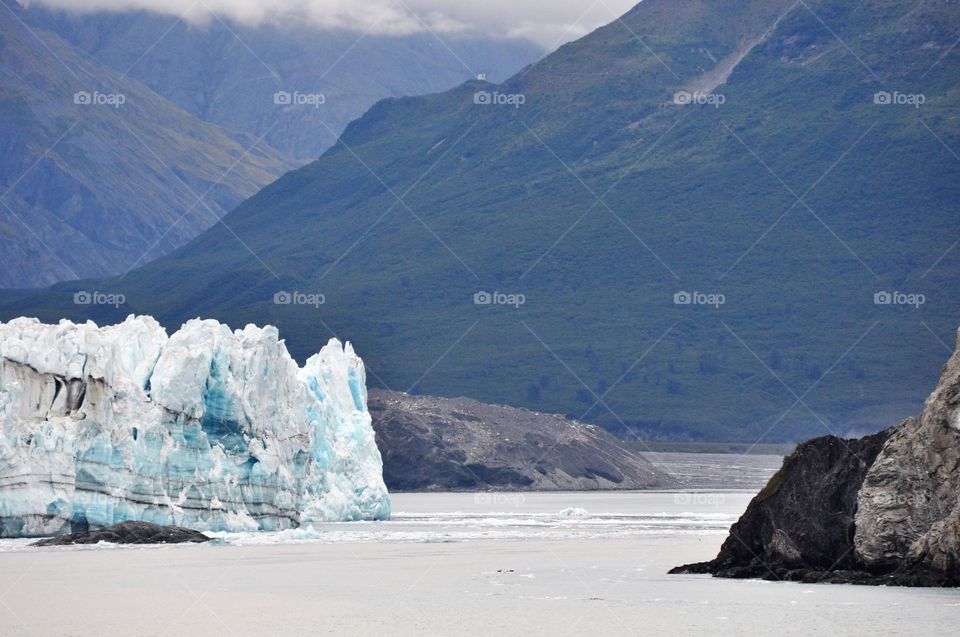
[{"x1": 4, "y1": 0, "x2": 958, "y2": 443}]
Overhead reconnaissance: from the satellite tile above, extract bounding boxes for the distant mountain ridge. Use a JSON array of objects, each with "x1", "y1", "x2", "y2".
[
  {"x1": 21, "y1": 5, "x2": 544, "y2": 160},
  {"x1": 0, "y1": 0, "x2": 295, "y2": 288},
  {"x1": 0, "y1": 0, "x2": 542, "y2": 288},
  {"x1": 3, "y1": 0, "x2": 958, "y2": 443}
]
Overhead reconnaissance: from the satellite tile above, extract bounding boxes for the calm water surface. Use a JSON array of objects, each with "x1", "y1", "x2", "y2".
[{"x1": 0, "y1": 492, "x2": 956, "y2": 636}]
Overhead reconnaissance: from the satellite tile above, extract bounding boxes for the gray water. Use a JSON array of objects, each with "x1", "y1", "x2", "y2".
[
  {"x1": 640, "y1": 452, "x2": 785, "y2": 489},
  {"x1": 0, "y1": 492, "x2": 956, "y2": 636}
]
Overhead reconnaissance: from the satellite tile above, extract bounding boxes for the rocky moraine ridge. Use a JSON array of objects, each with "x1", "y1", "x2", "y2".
[
  {"x1": 368, "y1": 389, "x2": 674, "y2": 491},
  {"x1": 672, "y1": 328, "x2": 960, "y2": 586}
]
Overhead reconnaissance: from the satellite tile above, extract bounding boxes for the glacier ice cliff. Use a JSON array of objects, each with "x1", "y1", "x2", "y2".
[{"x1": 0, "y1": 316, "x2": 390, "y2": 537}]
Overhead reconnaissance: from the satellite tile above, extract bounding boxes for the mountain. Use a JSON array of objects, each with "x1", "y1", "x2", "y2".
[
  {"x1": 672, "y1": 325, "x2": 960, "y2": 586},
  {"x1": 0, "y1": 0, "x2": 295, "y2": 288},
  {"x1": 369, "y1": 389, "x2": 674, "y2": 490},
  {"x1": 0, "y1": 1, "x2": 541, "y2": 289},
  {"x1": 4, "y1": 0, "x2": 959, "y2": 443},
  {"x1": 20, "y1": 5, "x2": 544, "y2": 160}
]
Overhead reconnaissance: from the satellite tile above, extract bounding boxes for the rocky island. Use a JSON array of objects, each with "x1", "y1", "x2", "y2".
[
  {"x1": 672, "y1": 328, "x2": 960, "y2": 586},
  {"x1": 31, "y1": 521, "x2": 210, "y2": 546}
]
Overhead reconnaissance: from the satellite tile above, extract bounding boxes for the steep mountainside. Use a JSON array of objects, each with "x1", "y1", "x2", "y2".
[
  {"x1": 23, "y1": 5, "x2": 543, "y2": 160},
  {"x1": 0, "y1": 0, "x2": 294, "y2": 288},
  {"x1": 369, "y1": 389, "x2": 674, "y2": 490},
  {"x1": 4, "y1": 0, "x2": 959, "y2": 442}
]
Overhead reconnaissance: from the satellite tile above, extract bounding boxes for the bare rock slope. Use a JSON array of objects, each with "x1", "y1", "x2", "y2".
[
  {"x1": 855, "y1": 334, "x2": 960, "y2": 578},
  {"x1": 368, "y1": 390, "x2": 675, "y2": 491}
]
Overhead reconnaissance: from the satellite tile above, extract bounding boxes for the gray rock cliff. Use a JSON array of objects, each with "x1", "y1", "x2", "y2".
[{"x1": 855, "y1": 331, "x2": 960, "y2": 576}]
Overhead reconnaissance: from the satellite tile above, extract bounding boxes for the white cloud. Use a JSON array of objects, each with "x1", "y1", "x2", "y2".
[{"x1": 22, "y1": 0, "x2": 640, "y2": 48}]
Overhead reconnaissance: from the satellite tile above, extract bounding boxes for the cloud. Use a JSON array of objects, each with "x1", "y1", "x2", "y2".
[{"x1": 22, "y1": 0, "x2": 640, "y2": 48}]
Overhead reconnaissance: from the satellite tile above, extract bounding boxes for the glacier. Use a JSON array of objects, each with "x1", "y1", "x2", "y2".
[{"x1": 0, "y1": 315, "x2": 390, "y2": 537}]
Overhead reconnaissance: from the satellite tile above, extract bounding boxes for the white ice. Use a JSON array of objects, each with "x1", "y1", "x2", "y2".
[{"x1": 0, "y1": 315, "x2": 390, "y2": 537}]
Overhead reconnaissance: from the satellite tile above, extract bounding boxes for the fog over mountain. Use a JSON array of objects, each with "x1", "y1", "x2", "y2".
[
  {"x1": 1, "y1": 0, "x2": 543, "y2": 287},
  {"x1": 1, "y1": 3, "x2": 959, "y2": 631},
  {"x1": 22, "y1": 4, "x2": 544, "y2": 160},
  {"x1": 22, "y1": 0, "x2": 639, "y2": 47},
  {"x1": 9, "y1": 0, "x2": 957, "y2": 443}
]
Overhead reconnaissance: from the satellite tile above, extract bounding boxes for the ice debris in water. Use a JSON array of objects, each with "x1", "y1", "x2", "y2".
[{"x1": 0, "y1": 315, "x2": 390, "y2": 537}]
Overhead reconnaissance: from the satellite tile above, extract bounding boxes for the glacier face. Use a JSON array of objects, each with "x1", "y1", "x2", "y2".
[{"x1": 0, "y1": 316, "x2": 390, "y2": 537}]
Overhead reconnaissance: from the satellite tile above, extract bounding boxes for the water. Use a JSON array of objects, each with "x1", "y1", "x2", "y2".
[
  {"x1": 217, "y1": 491, "x2": 748, "y2": 545},
  {"x1": 640, "y1": 452, "x2": 784, "y2": 489},
  {"x1": 0, "y1": 492, "x2": 751, "y2": 551},
  {"x1": 0, "y1": 492, "x2": 956, "y2": 636}
]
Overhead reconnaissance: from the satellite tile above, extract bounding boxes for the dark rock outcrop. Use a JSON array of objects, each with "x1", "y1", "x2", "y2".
[
  {"x1": 672, "y1": 328, "x2": 960, "y2": 587},
  {"x1": 31, "y1": 521, "x2": 210, "y2": 546},
  {"x1": 670, "y1": 430, "x2": 892, "y2": 582},
  {"x1": 368, "y1": 389, "x2": 675, "y2": 491}
]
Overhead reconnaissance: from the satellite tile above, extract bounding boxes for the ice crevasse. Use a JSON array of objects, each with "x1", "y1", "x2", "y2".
[{"x1": 0, "y1": 315, "x2": 390, "y2": 537}]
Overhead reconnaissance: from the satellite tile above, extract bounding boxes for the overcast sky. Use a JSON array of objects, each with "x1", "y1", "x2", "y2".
[{"x1": 24, "y1": 0, "x2": 640, "y2": 48}]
